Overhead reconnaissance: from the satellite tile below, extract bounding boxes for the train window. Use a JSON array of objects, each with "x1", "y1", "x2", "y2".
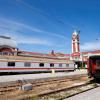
[
  {"x1": 39, "y1": 63, "x2": 44, "y2": 67},
  {"x1": 8, "y1": 62, "x2": 15, "y2": 67},
  {"x1": 66, "y1": 64, "x2": 69, "y2": 67},
  {"x1": 24, "y1": 62, "x2": 31, "y2": 67},
  {"x1": 96, "y1": 60, "x2": 100, "y2": 67},
  {"x1": 50, "y1": 63, "x2": 54, "y2": 67},
  {"x1": 59, "y1": 64, "x2": 62, "y2": 67}
]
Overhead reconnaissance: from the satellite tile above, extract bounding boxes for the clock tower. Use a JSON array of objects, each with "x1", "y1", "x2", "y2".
[{"x1": 72, "y1": 30, "x2": 80, "y2": 53}]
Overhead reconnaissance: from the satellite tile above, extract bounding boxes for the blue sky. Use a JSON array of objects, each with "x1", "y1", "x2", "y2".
[{"x1": 0, "y1": 0, "x2": 100, "y2": 53}]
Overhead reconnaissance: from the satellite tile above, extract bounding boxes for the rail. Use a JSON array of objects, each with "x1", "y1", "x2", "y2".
[{"x1": 0, "y1": 74, "x2": 99, "y2": 100}]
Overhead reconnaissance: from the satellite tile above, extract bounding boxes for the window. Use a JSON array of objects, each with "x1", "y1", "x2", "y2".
[
  {"x1": 8, "y1": 62, "x2": 15, "y2": 67},
  {"x1": 39, "y1": 63, "x2": 44, "y2": 67},
  {"x1": 24, "y1": 62, "x2": 31, "y2": 67},
  {"x1": 96, "y1": 60, "x2": 100, "y2": 67},
  {"x1": 59, "y1": 64, "x2": 62, "y2": 67},
  {"x1": 75, "y1": 57, "x2": 79, "y2": 60},
  {"x1": 50, "y1": 63, "x2": 54, "y2": 67},
  {"x1": 66, "y1": 64, "x2": 69, "y2": 67}
]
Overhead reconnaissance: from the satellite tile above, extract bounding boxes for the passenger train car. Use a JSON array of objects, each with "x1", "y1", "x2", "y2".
[
  {"x1": 0, "y1": 52, "x2": 75, "y2": 73},
  {"x1": 88, "y1": 54, "x2": 100, "y2": 79}
]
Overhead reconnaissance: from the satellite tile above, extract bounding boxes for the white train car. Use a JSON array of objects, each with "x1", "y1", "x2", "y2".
[
  {"x1": 0, "y1": 36, "x2": 75, "y2": 73},
  {"x1": 0, "y1": 53, "x2": 75, "y2": 73}
]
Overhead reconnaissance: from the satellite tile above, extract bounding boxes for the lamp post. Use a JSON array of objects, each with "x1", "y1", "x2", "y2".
[{"x1": 81, "y1": 52, "x2": 84, "y2": 69}]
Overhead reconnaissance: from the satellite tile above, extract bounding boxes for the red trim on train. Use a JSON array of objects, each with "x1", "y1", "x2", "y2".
[{"x1": 0, "y1": 68, "x2": 74, "y2": 70}]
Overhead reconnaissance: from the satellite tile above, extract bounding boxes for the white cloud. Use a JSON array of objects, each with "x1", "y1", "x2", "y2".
[
  {"x1": 1, "y1": 32, "x2": 52, "y2": 46},
  {"x1": 80, "y1": 40, "x2": 100, "y2": 51},
  {"x1": 17, "y1": 36, "x2": 52, "y2": 46},
  {"x1": 0, "y1": 18, "x2": 44, "y2": 33},
  {"x1": 0, "y1": 18, "x2": 66, "y2": 39},
  {"x1": 0, "y1": 17, "x2": 67, "y2": 48}
]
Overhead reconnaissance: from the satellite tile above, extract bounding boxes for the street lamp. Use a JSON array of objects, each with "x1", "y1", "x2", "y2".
[{"x1": 80, "y1": 52, "x2": 84, "y2": 69}]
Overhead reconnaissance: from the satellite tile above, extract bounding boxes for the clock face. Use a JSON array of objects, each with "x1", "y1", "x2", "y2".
[
  {"x1": 72, "y1": 35, "x2": 76, "y2": 40},
  {"x1": 72, "y1": 35, "x2": 79, "y2": 40},
  {"x1": 72, "y1": 35, "x2": 75, "y2": 38}
]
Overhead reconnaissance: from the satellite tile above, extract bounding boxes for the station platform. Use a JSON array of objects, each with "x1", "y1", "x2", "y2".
[
  {"x1": 0, "y1": 69, "x2": 87, "y2": 83},
  {"x1": 65, "y1": 87, "x2": 100, "y2": 100}
]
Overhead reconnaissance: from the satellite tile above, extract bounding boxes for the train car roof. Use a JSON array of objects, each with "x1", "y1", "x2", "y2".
[{"x1": 88, "y1": 53, "x2": 100, "y2": 58}]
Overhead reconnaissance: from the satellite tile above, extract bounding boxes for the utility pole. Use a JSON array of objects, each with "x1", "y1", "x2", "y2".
[{"x1": 81, "y1": 52, "x2": 84, "y2": 69}]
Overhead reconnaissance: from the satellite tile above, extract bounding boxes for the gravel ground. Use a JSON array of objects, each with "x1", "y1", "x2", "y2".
[
  {"x1": 65, "y1": 87, "x2": 100, "y2": 100},
  {"x1": 0, "y1": 69, "x2": 87, "y2": 83}
]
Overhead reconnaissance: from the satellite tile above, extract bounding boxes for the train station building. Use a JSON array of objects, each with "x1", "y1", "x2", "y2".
[
  {"x1": 0, "y1": 31, "x2": 100, "y2": 68},
  {"x1": 69, "y1": 30, "x2": 100, "y2": 68}
]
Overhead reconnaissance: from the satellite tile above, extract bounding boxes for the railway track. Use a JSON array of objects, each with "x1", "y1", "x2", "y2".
[
  {"x1": 0, "y1": 74, "x2": 87, "y2": 93},
  {"x1": 0, "y1": 74, "x2": 98, "y2": 100},
  {"x1": 37, "y1": 81, "x2": 100, "y2": 100}
]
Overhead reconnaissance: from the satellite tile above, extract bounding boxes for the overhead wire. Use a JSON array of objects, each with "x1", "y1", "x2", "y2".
[{"x1": 16, "y1": 0, "x2": 77, "y2": 30}]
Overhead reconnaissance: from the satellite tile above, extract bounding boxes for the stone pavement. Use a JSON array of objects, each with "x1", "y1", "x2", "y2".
[{"x1": 0, "y1": 69, "x2": 87, "y2": 83}]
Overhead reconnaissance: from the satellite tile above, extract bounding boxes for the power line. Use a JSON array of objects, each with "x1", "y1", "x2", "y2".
[
  {"x1": 16, "y1": 0, "x2": 77, "y2": 30},
  {"x1": 39, "y1": 0, "x2": 78, "y2": 29}
]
